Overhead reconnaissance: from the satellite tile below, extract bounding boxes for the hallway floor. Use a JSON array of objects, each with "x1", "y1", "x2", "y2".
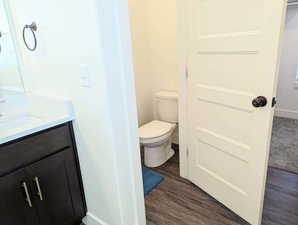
[{"x1": 145, "y1": 150, "x2": 298, "y2": 225}]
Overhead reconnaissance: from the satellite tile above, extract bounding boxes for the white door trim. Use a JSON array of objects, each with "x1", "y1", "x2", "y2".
[
  {"x1": 93, "y1": 0, "x2": 146, "y2": 224},
  {"x1": 177, "y1": 0, "x2": 190, "y2": 179}
]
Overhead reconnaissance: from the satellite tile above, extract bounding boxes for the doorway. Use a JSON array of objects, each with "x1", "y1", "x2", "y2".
[
  {"x1": 261, "y1": 4, "x2": 298, "y2": 224},
  {"x1": 127, "y1": 0, "x2": 297, "y2": 225},
  {"x1": 269, "y1": 3, "x2": 298, "y2": 174}
]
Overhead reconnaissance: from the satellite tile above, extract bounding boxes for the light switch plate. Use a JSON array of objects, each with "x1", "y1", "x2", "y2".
[{"x1": 79, "y1": 64, "x2": 91, "y2": 88}]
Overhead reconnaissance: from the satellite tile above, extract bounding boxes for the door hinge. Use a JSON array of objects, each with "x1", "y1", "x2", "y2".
[
  {"x1": 185, "y1": 66, "x2": 189, "y2": 80},
  {"x1": 272, "y1": 97, "x2": 277, "y2": 107},
  {"x1": 186, "y1": 148, "x2": 189, "y2": 158}
]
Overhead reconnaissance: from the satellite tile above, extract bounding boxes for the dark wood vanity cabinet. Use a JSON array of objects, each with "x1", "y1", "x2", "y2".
[
  {"x1": 0, "y1": 123, "x2": 86, "y2": 225},
  {"x1": 0, "y1": 168, "x2": 39, "y2": 225}
]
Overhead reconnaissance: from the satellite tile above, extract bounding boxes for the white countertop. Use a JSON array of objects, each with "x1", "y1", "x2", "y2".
[{"x1": 0, "y1": 93, "x2": 75, "y2": 145}]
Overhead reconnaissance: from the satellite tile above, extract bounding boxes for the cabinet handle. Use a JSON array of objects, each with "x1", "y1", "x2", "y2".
[
  {"x1": 34, "y1": 177, "x2": 44, "y2": 201},
  {"x1": 22, "y1": 182, "x2": 33, "y2": 207}
]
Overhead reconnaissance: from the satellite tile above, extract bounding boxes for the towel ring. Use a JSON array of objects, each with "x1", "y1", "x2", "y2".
[{"x1": 23, "y1": 22, "x2": 37, "y2": 51}]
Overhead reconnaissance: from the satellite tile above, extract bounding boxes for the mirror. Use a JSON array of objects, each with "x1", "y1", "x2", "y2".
[{"x1": 0, "y1": 1, "x2": 24, "y2": 94}]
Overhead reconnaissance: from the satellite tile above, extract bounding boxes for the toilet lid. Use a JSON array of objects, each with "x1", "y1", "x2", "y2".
[{"x1": 139, "y1": 120, "x2": 176, "y2": 139}]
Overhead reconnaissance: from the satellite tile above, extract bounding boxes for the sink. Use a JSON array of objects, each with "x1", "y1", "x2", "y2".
[{"x1": 0, "y1": 113, "x2": 42, "y2": 130}]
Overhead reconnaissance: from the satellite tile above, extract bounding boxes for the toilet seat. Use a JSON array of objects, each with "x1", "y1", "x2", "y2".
[
  {"x1": 139, "y1": 120, "x2": 176, "y2": 144},
  {"x1": 139, "y1": 120, "x2": 176, "y2": 139}
]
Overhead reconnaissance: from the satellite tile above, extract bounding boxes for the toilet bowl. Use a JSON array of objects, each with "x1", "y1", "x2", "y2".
[
  {"x1": 139, "y1": 91, "x2": 178, "y2": 167},
  {"x1": 139, "y1": 120, "x2": 177, "y2": 167}
]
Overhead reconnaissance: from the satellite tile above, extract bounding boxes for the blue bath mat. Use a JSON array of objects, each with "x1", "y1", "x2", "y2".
[{"x1": 142, "y1": 168, "x2": 164, "y2": 196}]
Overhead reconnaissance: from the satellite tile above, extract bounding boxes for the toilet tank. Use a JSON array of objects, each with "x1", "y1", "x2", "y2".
[{"x1": 155, "y1": 91, "x2": 178, "y2": 123}]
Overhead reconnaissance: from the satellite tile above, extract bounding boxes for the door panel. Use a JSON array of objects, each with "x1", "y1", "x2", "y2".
[
  {"x1": 26, "y1": 150, "x2": 76, "y2": 225},
  {"x1": 197, "y1": 1, "x2": 262, "y2": 35},
  {"x1": 195, "y1": 84, "x2": 254, "y2": 112},
  {"x1": 0, "y1": 169, "x2": 39, "y2": 225},
  {"x1": 185, "y1": 0, "x2": 287, "y2": 224}
]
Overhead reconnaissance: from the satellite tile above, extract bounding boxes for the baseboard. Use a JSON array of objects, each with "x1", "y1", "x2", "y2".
[
  {"x1": 275, "y1": 108, "x2": 298, "y2": 120},
  {"x1": 82, "y1": 213, "x2": 109, "y2": 225}
]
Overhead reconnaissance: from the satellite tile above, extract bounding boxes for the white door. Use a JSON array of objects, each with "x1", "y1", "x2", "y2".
[{"x1": 185, "y1": 0, "x2": 287, "y2": 224}]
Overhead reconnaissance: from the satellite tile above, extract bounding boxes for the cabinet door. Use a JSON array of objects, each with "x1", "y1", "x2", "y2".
[
  {"x1": 26, "y1": 150, "x2": 83, "y2": 225},
  {"x1": 0, "y1": 169, "x2": 39, "y2": 225}
]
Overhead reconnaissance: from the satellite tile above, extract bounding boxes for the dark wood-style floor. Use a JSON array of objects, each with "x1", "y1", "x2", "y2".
[{"x1": 144, "y1": 149, "x2": 298, "y2": 225}]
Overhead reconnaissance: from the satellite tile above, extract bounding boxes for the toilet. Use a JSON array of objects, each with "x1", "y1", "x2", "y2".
[{"x1": 139, "y1": 91, "x2": 178, "y2": 167}]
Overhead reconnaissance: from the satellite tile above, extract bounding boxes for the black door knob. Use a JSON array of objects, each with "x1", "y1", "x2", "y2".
[{"x1": 252, "y1": 96, "x2": 267, "y2": 108}]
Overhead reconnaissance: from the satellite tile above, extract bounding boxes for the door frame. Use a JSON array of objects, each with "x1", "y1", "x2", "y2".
[
  {"x1": 92, "y1": 0, "x2": 147, "y2": 225},
  {"x1": 177, "y1": 0, "x2": 190, "y2": 179}
]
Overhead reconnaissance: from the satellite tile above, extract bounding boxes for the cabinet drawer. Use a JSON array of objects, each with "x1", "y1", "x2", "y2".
[{"x1": 0, "y1": 124, "x2": 72, "y2": 176}]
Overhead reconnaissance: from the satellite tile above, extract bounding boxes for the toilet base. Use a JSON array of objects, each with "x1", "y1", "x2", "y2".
[{"x1": 144, "y1": 140, "x2": 175, "y2": 168}]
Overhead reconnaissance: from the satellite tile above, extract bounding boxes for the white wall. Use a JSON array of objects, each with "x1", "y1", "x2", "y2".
[
  {"x1": 0, "y1": 1, "x2": 23, "y2": 90},
  {"x1": 145, "y1": 0, "x2": 179, "y2": 94},
  {"x1": 128, "y1": 0, "x2": 179, "y2": 125},
  {"x1": 128, "y1": 0, "x2": 153, "y2": 125},
  {"x1": 7, "y1": 0, "x2": 145, "y2": 225},
  {"x1": 275, "y1": 6, "x2": 298, "y2": 119}
]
